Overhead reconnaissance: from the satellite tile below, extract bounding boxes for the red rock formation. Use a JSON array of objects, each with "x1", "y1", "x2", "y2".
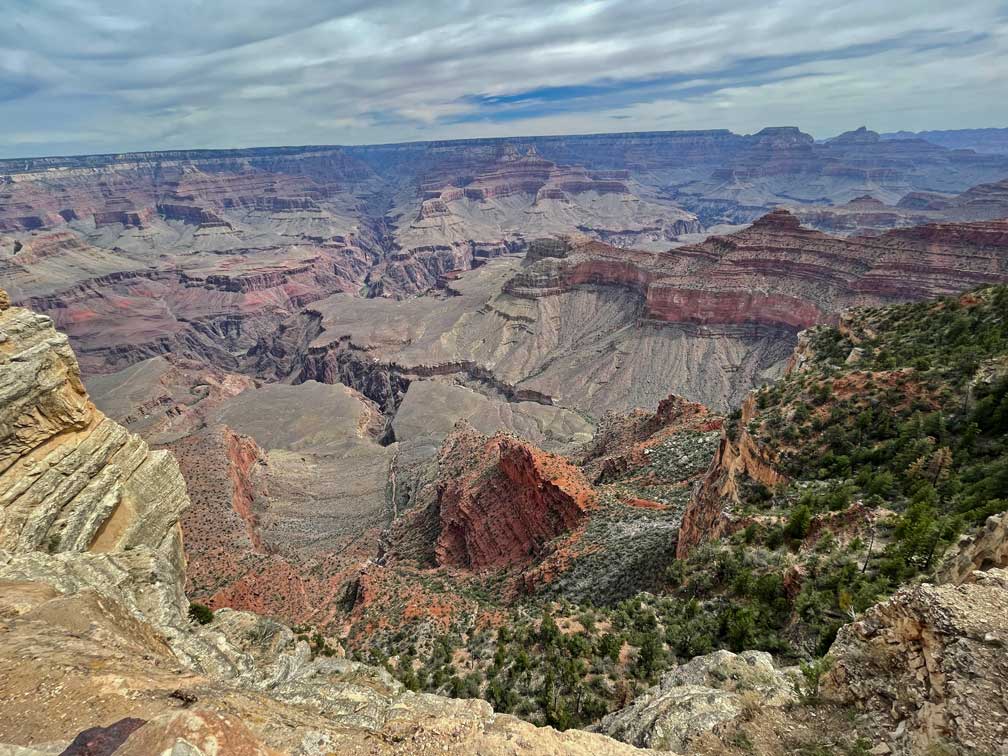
[
  {"x1": 156, "y1": 202, "x2": 231, "y2": 227},
  {"x1": 93, "y1": 207, "x2": 155, "y2": 228},
  {"x1": 853, "y1": 220, "x2": 1008, "y2": 299},
  {"x1": 794, "y1": 195, "x2": 935, "y2": 234},
  {"x1": 224, "y1": 429, "x2": 265, "y2": 553},
  {"x1": 941, "y1": 177, "x2": 1008, "y2": 220},
  {"x1": 434, "y1": 423, "x2": 596, "y2": 570},
  {"x1": 676, "y1": 394, "x2": 786, "y2": 558}
]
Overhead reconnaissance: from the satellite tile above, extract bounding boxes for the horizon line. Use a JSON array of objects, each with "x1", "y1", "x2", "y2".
[{"x1": 3, "y1": 124, "x2": 1006, "y2": 165}]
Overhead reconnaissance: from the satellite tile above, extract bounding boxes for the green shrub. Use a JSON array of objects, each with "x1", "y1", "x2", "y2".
[{"x1": 188, "y1": 602, "x2": 214, "y2": 625}]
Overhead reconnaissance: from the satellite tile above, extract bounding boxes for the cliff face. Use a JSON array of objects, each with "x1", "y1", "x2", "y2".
[
  {"x1": 380, "y1": 143, "x2": 701, "y2": 295},
  {"x1": 6, "y1": 136, "x2": 1006, "y2": 410},
  {"x1": 434, "y1": 423, "x2": 596, "y2": 569},
  {"x1": 509, "y1": 212, "x2": 1008, "y2": 334},
  {"x1": 2, "y1": 232, "x2": 375, "y2": 376},
  {"x1": 4, "y1": 130, "x2": 1007, "y2": 309},
  {"x1": 0, "y1": 290, "x2": 653, "y2": 755},
  {"x1": 675, "y1": 394, "x2": 785, "y2": 558},
  {"x1": 0, "y1": 292, "x2": 189, "y2": 581},
  {"x1": 245, "y1": 212, "x2": 1008, "y2": 430},
  {"x1": 0, "y1": 149, "x2": 380, "y2": 234}
]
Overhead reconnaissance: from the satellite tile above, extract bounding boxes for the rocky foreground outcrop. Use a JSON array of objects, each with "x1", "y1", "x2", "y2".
[
  {"x1": 822, "y1": 568, "x2": 1008, "y2": 755},
  {"x1": 597, "y1": 650, "x2": 798, "y2": 753},
  {"x1": 0, "y1": 289, "x2": 187, "y2": 572},
  {"x1": 0, "y1": 291, "x2": 651, "y2": 754}
]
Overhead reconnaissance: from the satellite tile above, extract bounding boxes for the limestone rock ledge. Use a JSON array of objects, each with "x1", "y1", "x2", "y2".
[
  {"x1": 0, "y1": 297, "x2": 189, "y2": 607},
  {"x1": 822, "y1": 568, "x2": 1008, "y2": 755},
  {"x1": 596, "y1": 650, "x2": 798, "y2": 753},
  {"x1": 0, "y1": 580, "x2": 653, "y2": 754},
  {"x1": 0, "y1": 290, "x2": 651, "y2": 755}
]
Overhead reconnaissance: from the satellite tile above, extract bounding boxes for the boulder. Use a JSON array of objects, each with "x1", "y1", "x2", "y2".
[{"x1": 598, "y1": 650, "x2": 797, "y2": 752}]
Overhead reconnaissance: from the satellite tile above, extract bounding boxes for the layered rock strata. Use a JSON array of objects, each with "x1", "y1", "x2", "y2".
[
  {"x1": 793, "y1": 177, "x2": 1008, "y2": 235},
  {"x1": 0, "y1": 293, "x2": 188, "y2": 569},
  {"x1": 510, "y1": 212, "x2": 1008, "y2": 332}
]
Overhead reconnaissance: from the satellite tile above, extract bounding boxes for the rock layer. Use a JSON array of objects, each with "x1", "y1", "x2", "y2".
[{"x1": 511, "y1": 212, "x2": 1008, "y2": 332}]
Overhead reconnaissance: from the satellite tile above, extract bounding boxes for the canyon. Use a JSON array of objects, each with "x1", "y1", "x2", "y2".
[
  {"x1": 3, "y1": 286, "x2": 1006, "y2": 754},
  {"x1": 2, "y1": 126, "x2": 1007, "y2": 754},
  {"x1": 5, "y1": 151, "x2": 1007, "y2": 658},
  {"x1": 0, "y1": 291, "x2": 653, "y2": 754}
]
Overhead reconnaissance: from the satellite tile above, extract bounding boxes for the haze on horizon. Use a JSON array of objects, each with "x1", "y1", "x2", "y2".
[{"x1": 1, "y1": 0, "x2": 1006, "y2": 159}]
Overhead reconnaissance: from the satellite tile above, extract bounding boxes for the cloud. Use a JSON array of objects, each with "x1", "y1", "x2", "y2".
[{"x1": 0, "y1": 0, "x2": 1005, "y2": 156}]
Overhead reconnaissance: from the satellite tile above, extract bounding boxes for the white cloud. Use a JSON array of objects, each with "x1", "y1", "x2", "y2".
[{"x1": 0, "y1": 0, "x2": 1005, "y2": 156}]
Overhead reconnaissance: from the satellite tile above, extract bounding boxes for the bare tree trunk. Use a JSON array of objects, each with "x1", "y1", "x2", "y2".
[{"x1": 861, "y1": 524, "x2": 876, "y2": 573}]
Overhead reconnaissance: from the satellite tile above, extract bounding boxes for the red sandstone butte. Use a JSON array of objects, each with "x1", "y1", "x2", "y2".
[{"x1": 434, "y1": 422, "x2": 596, "y2": 570}]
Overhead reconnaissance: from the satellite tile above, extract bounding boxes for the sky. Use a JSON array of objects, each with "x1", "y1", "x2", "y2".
[{"x1": 1, "y1": 0, "x2": 1006, "y2": 158}]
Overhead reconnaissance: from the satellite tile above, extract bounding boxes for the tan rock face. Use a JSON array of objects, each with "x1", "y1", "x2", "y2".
[
  {"x1": 821, "y1": 569, "x2": 1008, "y2": 755},
  {"x1": 939, "y1": 512, "x2": 1008, "y2": 585},
  {"x1": 0, "y1": 308, "x2": 90, "y2": 474},
  {"x1": 0, "y1": 577, "x2": 652, "y2": 755},
  {"x1": 114, "y1": 710, "x2": 282, "y2": 756},
  {"x1": 0, "y1": 296, "x2": 188, "y2": 567},
  {"x1": 598, "y1": 650, "x2": 797, "y2": 753}
]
